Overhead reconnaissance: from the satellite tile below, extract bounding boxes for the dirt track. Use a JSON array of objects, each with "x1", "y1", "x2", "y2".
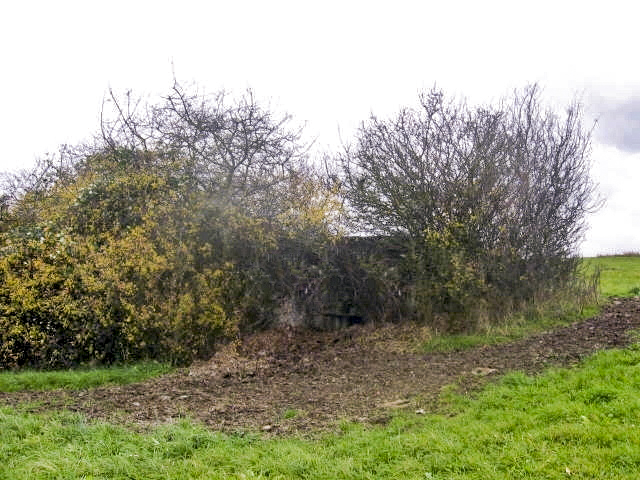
[{"x1": 2, "y1": 298, "x2": 640, "y2": 434}]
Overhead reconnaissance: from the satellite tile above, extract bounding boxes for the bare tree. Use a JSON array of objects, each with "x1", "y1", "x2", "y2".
[
  {"x1": 339, "y1": 85, "x2": 601, "y2": 305},
  {"x1": 99, "y1": 81, "x2": 308, "y2": 217}
]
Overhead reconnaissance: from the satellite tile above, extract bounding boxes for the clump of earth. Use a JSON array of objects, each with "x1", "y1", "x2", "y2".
[{"x1": 2, "y1": 298, "x2": 639, "y2": 435}]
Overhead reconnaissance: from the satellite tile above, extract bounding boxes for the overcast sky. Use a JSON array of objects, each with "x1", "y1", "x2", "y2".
[{"x1": 1, "y1": 0, "x2": 638, "y2": 256}]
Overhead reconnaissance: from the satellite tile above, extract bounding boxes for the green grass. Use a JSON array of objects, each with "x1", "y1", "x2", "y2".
[
  {"x1": 582, "y1": 254, "x2": 640, "y2": 298},
  {"x1": 2, "y1": 343, "x2": 640, "y2": 479},
  {"x1": 0, "y1": 361, "x2": 173, "y2": 392}
]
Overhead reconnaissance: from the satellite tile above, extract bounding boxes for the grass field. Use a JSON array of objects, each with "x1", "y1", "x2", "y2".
[
  {"x1": 0, "y1": 255, "x2": 639, "y2": 479},
  {"x1": 583, "y1": 254, "x2": 640, "y2": 298}
]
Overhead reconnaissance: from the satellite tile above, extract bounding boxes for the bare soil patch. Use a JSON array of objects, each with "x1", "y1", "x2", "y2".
[{"x1": 2, "y1": 298, "x2": 640, "y2": 434}]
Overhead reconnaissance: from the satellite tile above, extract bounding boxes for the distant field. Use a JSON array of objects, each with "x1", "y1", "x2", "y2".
[{"x1": 583, "y1": 254, "x2": 640, "y2": 298}]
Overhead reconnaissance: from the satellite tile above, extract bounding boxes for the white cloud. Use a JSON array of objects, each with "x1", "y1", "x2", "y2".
[
  {"x1": 582, "y1": 145, "x2": 640, "y2": 256},
  {"x1": 588, "y1": 94, "x2": 640, "y2": 153}
]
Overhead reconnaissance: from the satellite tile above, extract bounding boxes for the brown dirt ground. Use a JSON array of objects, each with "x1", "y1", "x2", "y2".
[{"x1": 2, "y1": 298, "x2": 640, "y2": 435}]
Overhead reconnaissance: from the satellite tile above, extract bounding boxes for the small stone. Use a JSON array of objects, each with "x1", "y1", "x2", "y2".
[
  {"x1": 262, "y1": 425, "x2": 273, "y2": 431},
  {"x1": 415, "y1": 408, "x2": 426, "y2": 414}
]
